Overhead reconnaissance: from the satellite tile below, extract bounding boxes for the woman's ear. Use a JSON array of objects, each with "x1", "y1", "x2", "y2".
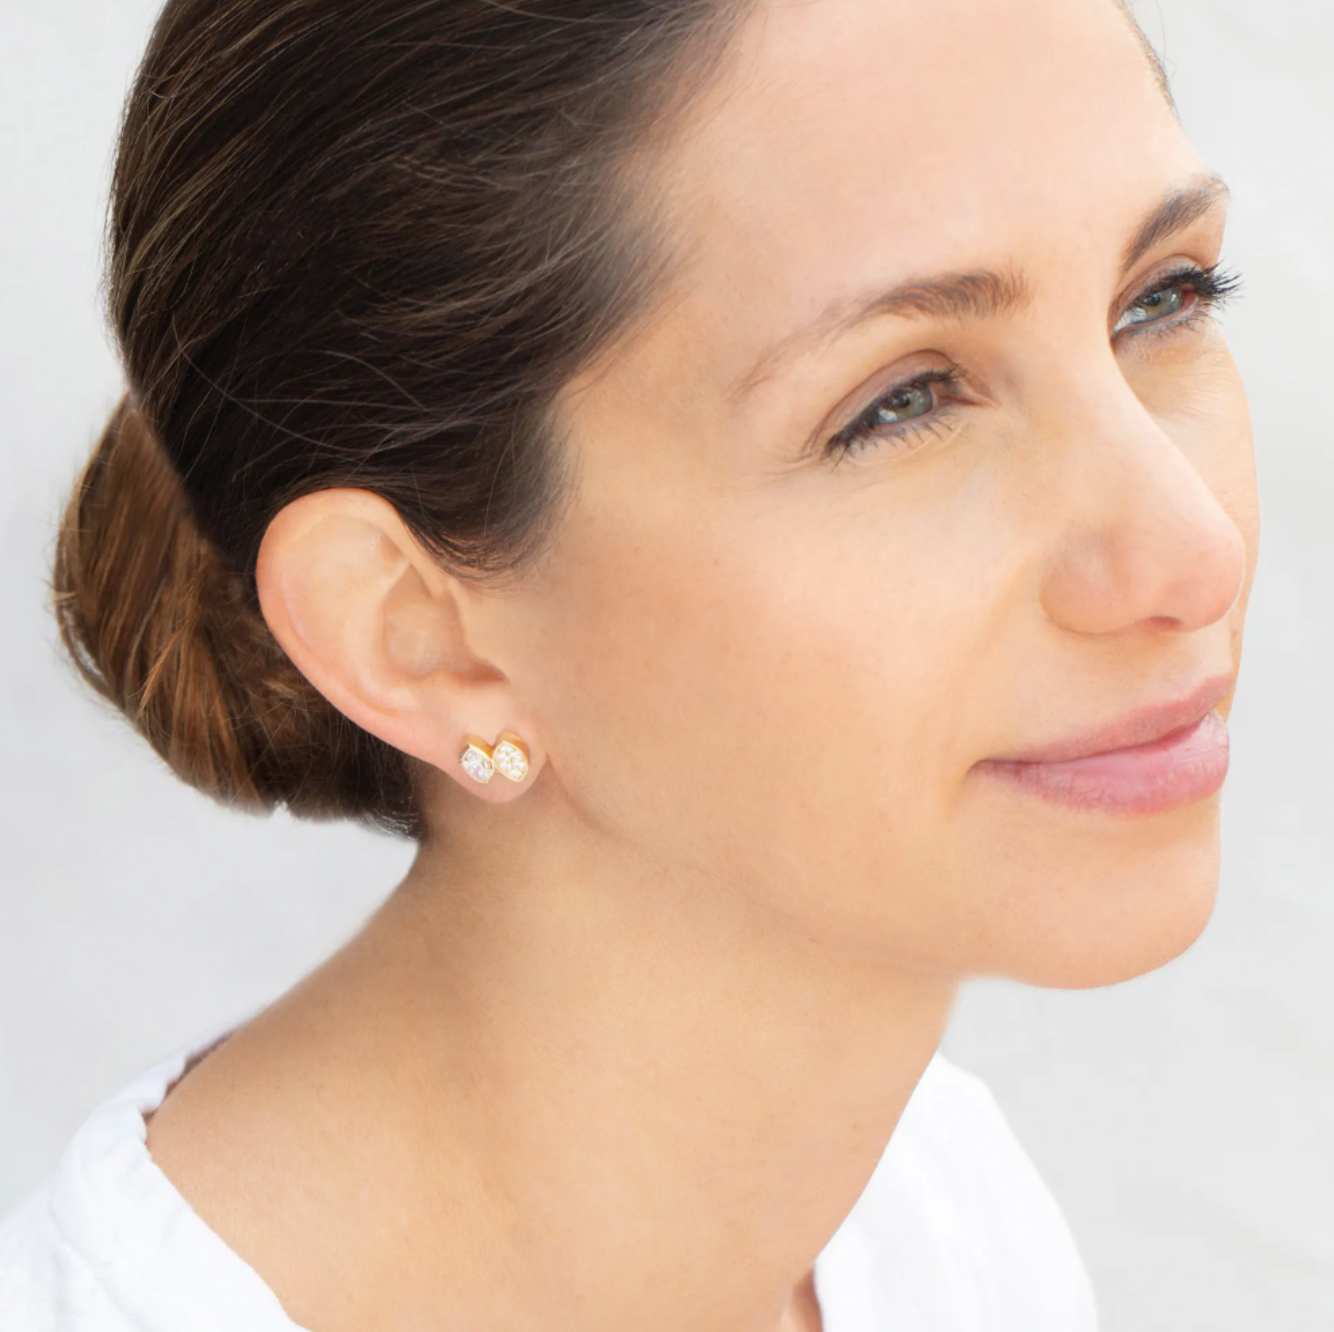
[{"x1": 255, "y1": 488, "x2": 542, "y2": 801}]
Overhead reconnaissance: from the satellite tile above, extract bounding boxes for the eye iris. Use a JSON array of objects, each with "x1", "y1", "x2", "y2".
[
  {"x1": 1128, "y1": 283, "x2": 1186, "y2": 325},
  {"x1": 874, "y1": 382, "x2": 934, "y2": 425}
]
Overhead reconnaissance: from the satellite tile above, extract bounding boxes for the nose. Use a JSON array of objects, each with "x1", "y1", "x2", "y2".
[{"x1": 1037, "y1": 374, "x2": 1247, "y2": 638}]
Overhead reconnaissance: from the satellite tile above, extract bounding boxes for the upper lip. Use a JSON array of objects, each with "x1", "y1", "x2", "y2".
[{"x1": 983, "y1": 674, "x2": 1233, "y2": 766}]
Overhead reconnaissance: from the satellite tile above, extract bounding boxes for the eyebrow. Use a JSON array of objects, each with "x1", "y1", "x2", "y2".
[
  {"x1": 1122, "y1": 174, "x2": 1231, "y2": 271},
  {"x1": 730, "y1": 173, "x2": 1231, "y2": 403}
]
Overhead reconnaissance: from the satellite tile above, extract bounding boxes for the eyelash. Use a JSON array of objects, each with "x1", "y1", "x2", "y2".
[
  {"x1": 825, "y1": 262, "x2": 1243, "y2": 461},
  {"x1": 1117, "y1": 262, "x2": 1242, "y2": 339}
]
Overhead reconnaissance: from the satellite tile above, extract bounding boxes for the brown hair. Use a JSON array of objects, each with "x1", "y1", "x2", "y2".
[{"x1": 55, "y1": 0, "x2": 745, "y2": 837}]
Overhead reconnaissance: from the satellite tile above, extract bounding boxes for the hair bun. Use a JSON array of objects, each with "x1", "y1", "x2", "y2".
[{"x1": 53, "y1": 395, "x2": 415, "y2": 828}]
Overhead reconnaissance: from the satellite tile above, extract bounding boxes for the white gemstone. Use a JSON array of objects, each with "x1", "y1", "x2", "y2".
[
  {"x1": 460, "y1": 744, "x2": 494, "y2": 784},
  {"x1": 493, "y1": 740, "x2": 529, "y2": 782}
]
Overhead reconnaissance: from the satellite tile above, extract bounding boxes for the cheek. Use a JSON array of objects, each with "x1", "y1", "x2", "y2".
[{"x1": 521, "y1": 472, "x2": 1020, "y2": 952}]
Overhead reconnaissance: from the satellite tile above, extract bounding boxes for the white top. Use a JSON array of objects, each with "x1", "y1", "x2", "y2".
[{"x1": 0, "y1": 1028, "x2": 1099, "y2": 1331}]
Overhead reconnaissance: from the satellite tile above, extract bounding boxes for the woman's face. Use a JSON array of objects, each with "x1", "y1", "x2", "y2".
[{"x1": 487, "y1": 0, "x2": 1257, "y2": 987}]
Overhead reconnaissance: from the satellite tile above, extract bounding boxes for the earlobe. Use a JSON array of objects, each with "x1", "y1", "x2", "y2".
[{"x1": 255, "y1": 489, "x2": 542, "y2": 800}]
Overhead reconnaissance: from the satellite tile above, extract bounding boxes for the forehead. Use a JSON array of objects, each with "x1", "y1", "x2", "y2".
[{"x1": 625, "y1": 0, "x2": 1198, "y2": 374}]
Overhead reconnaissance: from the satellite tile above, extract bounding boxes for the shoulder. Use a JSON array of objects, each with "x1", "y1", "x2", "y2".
[
  {"x1": 816, "y1": 1054, "x2": 1100, "y2": 1331},
  {"x1": 0, "y1": 1026, "x2": 303, "y2": 1332}
]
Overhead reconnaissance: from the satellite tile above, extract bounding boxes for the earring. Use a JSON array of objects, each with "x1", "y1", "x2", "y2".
[
  {"x1": 491, "y1": 731, "x2": 530, "y2": 783},
  {"x1": 459, "y1": 736, "x2": 496, "y2": 785},
  {"x1": 458, "y1": 732, "x2": 531, "y2": 785}
]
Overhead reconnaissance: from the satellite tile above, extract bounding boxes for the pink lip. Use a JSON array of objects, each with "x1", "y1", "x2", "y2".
[{"x1": 974, "y1": 675, "x2": 1233, "y2": 816}]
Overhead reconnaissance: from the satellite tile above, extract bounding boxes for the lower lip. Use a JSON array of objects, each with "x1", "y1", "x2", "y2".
[{"x1": 974, "y1": 710, "x2": 1230, "y2": 816}]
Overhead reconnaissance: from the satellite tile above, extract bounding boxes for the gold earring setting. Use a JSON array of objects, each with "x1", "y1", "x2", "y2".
[{"x1": 459, "y1": 732, "x2": 530, "y2": 785}]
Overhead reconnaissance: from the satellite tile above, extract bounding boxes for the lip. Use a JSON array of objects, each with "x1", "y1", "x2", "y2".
[{"x1": 974, "y1": 674, "x2": 1234, "y2": 816}]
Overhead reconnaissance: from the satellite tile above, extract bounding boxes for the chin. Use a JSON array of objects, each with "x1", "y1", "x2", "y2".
[{"x1": 973, "y1": 797, "x2": 1225, "y2": 991}]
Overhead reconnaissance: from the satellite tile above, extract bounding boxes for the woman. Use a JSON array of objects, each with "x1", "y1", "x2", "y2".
[{"x1": 0, "y1": 0, "x2": 1256, "y2": 1327}]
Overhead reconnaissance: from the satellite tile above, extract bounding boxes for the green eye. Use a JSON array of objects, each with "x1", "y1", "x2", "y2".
[
  {"x1": 872, "y1": 382, "x2": 936, "y2": 425},
  {"x1": 1114, "y1": 281, "x2": 1187, "y2": 334},
  {"x1": 827, "y1": 368, "x2": 963, "y2": 460}
]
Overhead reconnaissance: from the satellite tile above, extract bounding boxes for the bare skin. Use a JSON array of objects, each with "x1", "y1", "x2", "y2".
[{"x1": 146, "y1": 1, "x2": 1258, "y2": 1330}]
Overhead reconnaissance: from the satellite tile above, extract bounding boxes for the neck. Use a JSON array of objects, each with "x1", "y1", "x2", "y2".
[{"x1": 149, "y1": 792, "x2": 958, "y2": 1332}]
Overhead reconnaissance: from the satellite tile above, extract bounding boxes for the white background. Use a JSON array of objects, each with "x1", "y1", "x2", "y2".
[{"x1": 2, "y1": 1, "x2": 1332, "y2": 1327}]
